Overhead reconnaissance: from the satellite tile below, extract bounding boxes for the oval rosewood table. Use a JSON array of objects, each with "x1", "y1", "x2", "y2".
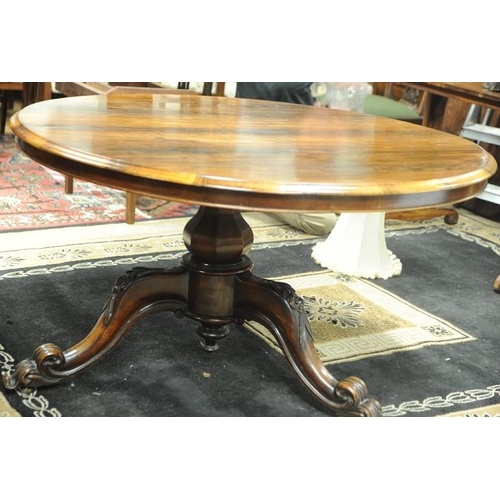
[{"x1": 3, "y1": 94, "x2": 497, "y2": 417}]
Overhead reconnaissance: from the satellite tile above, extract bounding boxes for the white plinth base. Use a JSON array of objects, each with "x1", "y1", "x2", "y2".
[{"x1": 311, "y1": 212, "x2": 402, "y2": 279}]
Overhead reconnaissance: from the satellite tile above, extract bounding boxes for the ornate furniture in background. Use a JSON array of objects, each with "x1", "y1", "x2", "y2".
[{"x1": 395, "y1": 83, "x2": 500, "y2": 292}]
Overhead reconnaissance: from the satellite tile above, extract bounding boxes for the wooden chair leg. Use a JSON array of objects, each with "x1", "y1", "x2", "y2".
[
  {"x1": 64, "y1": 175, "x2": 74, "y2": 194},
  {"x1": 126, "y1": 192, "x2": 138, "y2": 224},
  {"x1": 64, "y1": 176, "x2": 138, "y2": 225}
]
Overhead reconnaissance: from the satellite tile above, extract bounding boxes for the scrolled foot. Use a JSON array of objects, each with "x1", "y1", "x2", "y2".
[
  {"x1": 2, "y1": 343, "x2": 65, "y2": 390},
  {"x1": 333, "y1": 376, "x2": 382, "y2": 416},
  {"x1": 444, "y1": 212, "x2": 459, "y2": 225}
]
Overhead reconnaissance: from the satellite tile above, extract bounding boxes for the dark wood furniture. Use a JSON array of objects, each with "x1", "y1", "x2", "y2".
[
  {"x1": 3, "y1": 94, "x2": 496, "y2": 416},
  {"x1": 397, "y1": 82, "x2": 500, "y2": 132},
  {"x1": 0, "y1": 82, "x2": 22, "y2": 134},
  {"x1": 1, "y1": 82, "x2": 52, "y2": 135},
  {"x1": 399, "y1": 83, "x2": 500, "y2": 291}
]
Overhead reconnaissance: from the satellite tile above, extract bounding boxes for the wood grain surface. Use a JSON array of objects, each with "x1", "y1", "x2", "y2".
[{"x1": 9, "y1": 94, "x2": 497, "y2": 212}]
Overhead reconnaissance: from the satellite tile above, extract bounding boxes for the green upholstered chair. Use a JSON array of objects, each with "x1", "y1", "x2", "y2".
[{"x1": 363, "y1": 93, "x2": 423, "y2": 124}]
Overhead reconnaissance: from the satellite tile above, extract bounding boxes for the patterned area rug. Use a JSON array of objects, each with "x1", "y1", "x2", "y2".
[
  {"x1": 1, "y1": 209, "x2": 500, "y2": 417},
  {"x1": 246, "y1": 270, "x2": 475, "y2": 365},
  {"x1": 0, "y1": 134, "x2": 198, "y2": 230},
  {"x1": 440, "y1": 403, "x2": 500, "y2": 417}
]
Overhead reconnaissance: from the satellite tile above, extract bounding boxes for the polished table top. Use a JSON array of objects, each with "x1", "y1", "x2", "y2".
[{"x1": 10, "y1": 94, "x2": 497, "y2": 213}]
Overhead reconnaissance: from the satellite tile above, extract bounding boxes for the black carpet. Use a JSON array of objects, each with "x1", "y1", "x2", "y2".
[{"x1": 1, "y1": 222, "x2": 500, "y2": 417}]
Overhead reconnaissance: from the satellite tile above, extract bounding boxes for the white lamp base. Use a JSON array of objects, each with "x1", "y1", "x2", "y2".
[{"x1": 311, "y1": 212, "x2": 402, "y2": 279}]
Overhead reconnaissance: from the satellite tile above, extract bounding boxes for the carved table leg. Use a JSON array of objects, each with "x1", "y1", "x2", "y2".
[
  {"x1": 233, "y1": 272, "x2": 382, "y2": 416},
  {"x1": 3, "y1": 206, "x2": 382, "y2": 416},
  {"x1": 3, "y1": 266, "x2": 189, "y2": 389}
]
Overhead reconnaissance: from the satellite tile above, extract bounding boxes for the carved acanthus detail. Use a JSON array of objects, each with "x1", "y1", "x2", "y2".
[{"x1": 102, "y1": 267, "x2": 165, "y2": 325}]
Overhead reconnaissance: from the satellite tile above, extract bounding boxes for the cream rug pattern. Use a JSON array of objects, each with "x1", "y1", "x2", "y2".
[{"x1": 245, "y1": 269, "x2": 474, "y2": 366}]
